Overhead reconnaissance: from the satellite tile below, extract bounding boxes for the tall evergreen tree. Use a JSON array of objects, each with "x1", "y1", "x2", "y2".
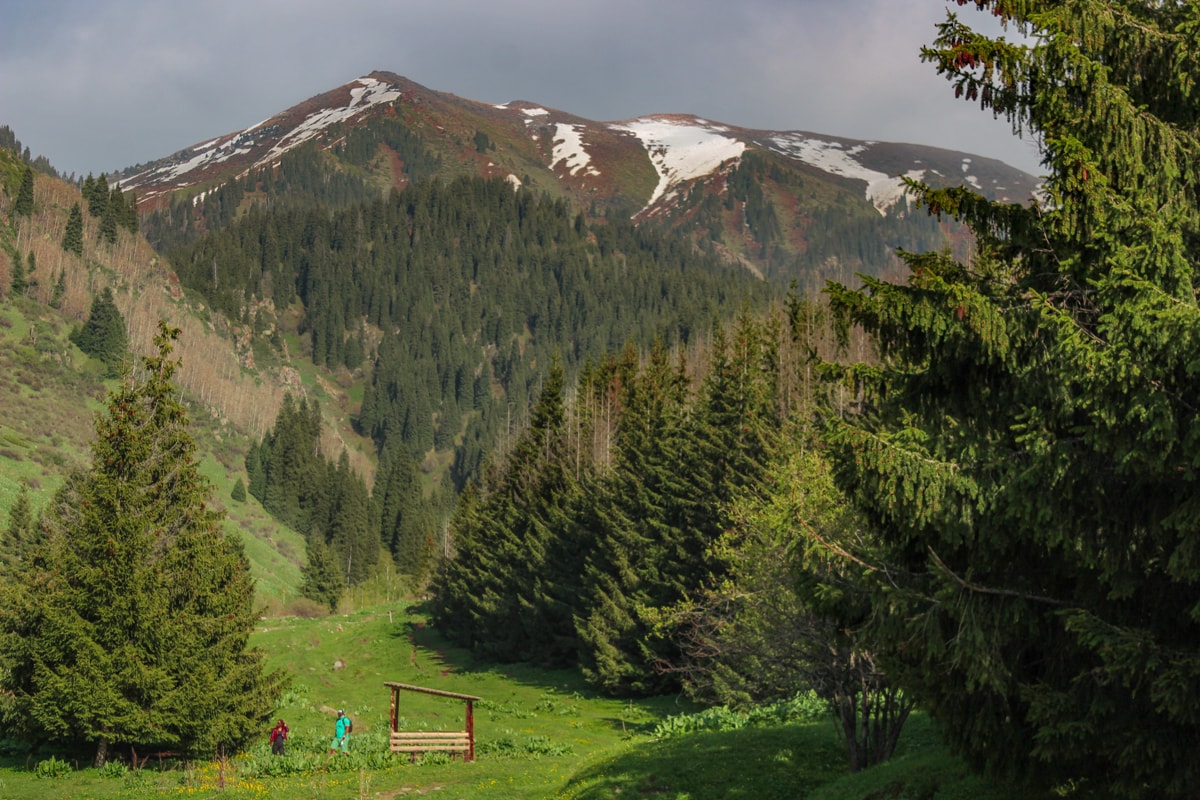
[
  {"x1": 430, "y1": 483, "x2": 495, "y2": 648},
  {"x1": 245, "y1": 440, "x2": 266, "y2": 502},
  {"x1": 0, "y1": 323, "x2": 285, "y2": 766},
  {"x1": 14, "y1": 164, "x2": 34, "y2": 217},
  {"x1": 119, "y1": 186, "x2": 138, "y2": 233},
  {"x1": 0, "y1": 483, "x2": 36, "y2": 576},
  {"x1": 10, "y1": 255, "x2": 27, "y2": 296},
  {"x1": 71, "y1": 287, "x2": 128, "y2": 370},
  {"x1": 576, "y1": 342, "x2": 693, "y2": 694},
  {"x1": 61, "y1": 202, "x2": 83, "y2": 257},
  {"x1": 84, "y1": 172, "x2": 107, "y2": 218},
  {"x1": 502, "y1": 359, "x2": 587, "y2": 666},
  {"x1": 433, "y1": 358, "x2": 585, "y2": 666},
  {"x1": 300, "y1": 538, "x2": 342, "y2": 612},
  {"x1": 324, "y1": 451, "x2": 377, "y2": 584},
  {"x1": 100, "y1": 199, "x2": 119, "y2": 244},
  {"x1": 823, "y1": 3, "x2": 1200, "y2": 797},
  {"x1": 375, "y1": 439, "x2": 433, "y2": 578}
]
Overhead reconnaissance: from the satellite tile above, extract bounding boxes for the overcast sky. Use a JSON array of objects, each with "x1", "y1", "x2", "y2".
[{"x1": 0, "y1": 0, "x2": 1044, "y2": 180}]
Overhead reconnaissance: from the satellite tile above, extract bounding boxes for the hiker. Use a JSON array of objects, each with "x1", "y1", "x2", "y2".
[
  {"x1": 329, "y1": 709, "x2": 351, "y2": 754},
  {"x1": 269, "y1": 719, "x2": 289, "y2": 756}
]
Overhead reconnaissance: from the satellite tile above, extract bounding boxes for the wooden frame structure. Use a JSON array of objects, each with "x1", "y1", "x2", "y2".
[{"x1": 384, "y1": 681, "x2": 482, "y2": 762}]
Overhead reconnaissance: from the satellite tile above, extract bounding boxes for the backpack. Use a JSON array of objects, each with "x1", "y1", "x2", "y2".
[{"x1": 345, "y1": 717, "x2": 353, "y2": 734}]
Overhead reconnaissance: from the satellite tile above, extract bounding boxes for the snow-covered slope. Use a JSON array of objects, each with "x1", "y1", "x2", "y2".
[
  {"x1": 118, "y1": 71, "x2": 1040, "y2": 218},
  {"x1": 122, "y1": 76, "x2": 406, "y2": 202},
  {"x1": 610, "y1": 117, "x2": 746, "y2": 209}
]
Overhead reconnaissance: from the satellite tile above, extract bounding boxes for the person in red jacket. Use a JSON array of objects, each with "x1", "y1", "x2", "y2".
[{"x1": 269, "y1": 719, "x2": 289, "y2": 756}]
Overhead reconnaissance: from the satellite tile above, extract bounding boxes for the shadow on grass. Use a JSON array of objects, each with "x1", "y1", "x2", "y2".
[
  {"x1": 397, "y1": 601, "x2": 696, "y2": 720},
  {"x1": 561, "y1": 724, "x2": 846, "y2": 800}
]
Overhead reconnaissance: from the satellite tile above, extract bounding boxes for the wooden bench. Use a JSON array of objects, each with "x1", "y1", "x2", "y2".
[
  {"x1": 385, "y1": 681, "x2": 481, "y2": 763},
  {"x1": 390, "y1": 730, "x2": 472, "y2": 761}
]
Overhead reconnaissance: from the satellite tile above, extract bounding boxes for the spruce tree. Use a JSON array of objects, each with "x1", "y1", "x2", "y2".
[
  {"x1": 121, "y1": 187, "x2": 139, "y2": 233},
  {"x1": 0, "y1": 483, "x2": 36, "y2": 576},
  {"x1": 100, "y1": 200, "x2": 119, "y2": 244},
  {"x1": 82, "y1": 174, "x2": 96, "y2": 210},
  {"x1": 84, "y1": 172, "x2": 107, "y2": 218},
  {"x1": 14, "y1": 164, "x2": 34, "y2": 217},
  {"x1": 10, "y1": 255, "x2": 27, "y2": 296},
  {"x1": 246, "y1": 440, "x2": 266, "y2": 501},
  {"x1": 576, "y1": 342, "x2": 692, "y2": 694},
  {"x1": 325, "y1": 451, "x2": 377, "y2": 584},
  {"x1": 433, "y1": 358, "x2": 584, "y2": 666},
  {"x1": 0, "y1": 322, "x2": 284, "y2": 766},
  {"x1": 61, "y1": 202, "x2": 83, "y2": 257},
  {"x1": 71, "y1": 287, "x2": 128, "y2": 370},
  {"x1": 376, "y1": 439, "x2": 432, "y2": 578},
  {"x1": 823, "y1": 3, "x2": 1200, "y2": 796},
  {"x1": 300, "y1": 538, "x2": 342, "y2": 612}
]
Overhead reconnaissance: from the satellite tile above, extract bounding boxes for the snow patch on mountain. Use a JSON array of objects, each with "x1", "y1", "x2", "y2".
[
  {"x1": 260, "y1": 77, "x2": 402, "y2": 164},
  {"x1": 553, "y1": 124, "x2": 599, "y2": 177},
  {"x1": 154, "y1": 139, "x2": 254, "y2": 187},
  {"x1": 611, "y1": 117, "x2": 745, "y2": 209},
  {"x1": 766, "y1": 133, "x2": 917, "y2": 215},
  {"x1": 124, "y1": 76, "x2": 403, "y2": 197}
]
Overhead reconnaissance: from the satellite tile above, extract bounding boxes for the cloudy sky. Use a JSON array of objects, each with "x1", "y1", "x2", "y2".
[{"x1": 0, "y1": 0, "x2": 1044, "y2": 180}]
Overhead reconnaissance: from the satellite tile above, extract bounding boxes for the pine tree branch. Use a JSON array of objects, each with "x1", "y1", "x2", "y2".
[{"x1": 926, "y1": 545, "x2": 1068, "y2": 606}]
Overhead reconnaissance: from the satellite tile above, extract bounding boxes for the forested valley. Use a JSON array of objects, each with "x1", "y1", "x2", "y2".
[
  {"x1": 166, "y1": 172, "x2": 771, "y2": 595},
  {"x1": 4, "y1": 2, "x2": 1200, "y2": 798}
]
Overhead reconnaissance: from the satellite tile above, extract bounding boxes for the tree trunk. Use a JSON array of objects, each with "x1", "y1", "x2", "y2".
[{"x1": 94, "y1": 734, "x2": 109, "y2": 769}]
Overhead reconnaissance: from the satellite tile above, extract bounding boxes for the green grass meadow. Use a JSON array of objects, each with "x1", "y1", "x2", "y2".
[{"x1": 0, "y1": 601, "x2": 1059, "y2": 800}]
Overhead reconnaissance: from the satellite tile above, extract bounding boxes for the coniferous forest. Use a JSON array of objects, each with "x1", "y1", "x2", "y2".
[{"x1": 159, "y1": 170, "x2": 770, "y2": 591}]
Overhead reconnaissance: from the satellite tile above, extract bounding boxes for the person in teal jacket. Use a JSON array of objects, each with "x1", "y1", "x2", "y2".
[{"x1": 329, "y1": 709, "x2": 351, "y2": 754}]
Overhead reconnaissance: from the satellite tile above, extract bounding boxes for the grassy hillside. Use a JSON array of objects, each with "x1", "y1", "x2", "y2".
[
  {"x1": 0, "y1": 163, "x2": 381, "y2": 608},
  {"x1": 0, "y1": 293, "x2": 310, "y2": 603},
  {"x1": 0, "y1": 600, "x2": 1060, "y2": 799}
]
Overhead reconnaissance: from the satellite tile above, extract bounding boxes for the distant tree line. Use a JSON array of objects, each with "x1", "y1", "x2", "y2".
[
  {"x1": 141, "y1": 126, "x2": 439, "y2": 255},
  {"x1": 82, "y1": 172, "x2": 138, "y2": 243},
  {"x1": 0, "y1": 125, "x2": 62, "y2": 179}
]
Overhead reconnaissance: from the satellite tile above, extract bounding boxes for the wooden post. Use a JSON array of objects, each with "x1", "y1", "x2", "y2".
[
  {"x1": 390, "y1": 686, "x2": 398, "y2": 733},
  {"x1": 465, "y1": 699, "x2": 475, "y2": 762}
]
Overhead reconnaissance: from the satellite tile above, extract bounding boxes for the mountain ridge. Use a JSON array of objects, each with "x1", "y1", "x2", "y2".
[{"x1": 117, "y1": 70, "x2": 1039, "y2": 231}]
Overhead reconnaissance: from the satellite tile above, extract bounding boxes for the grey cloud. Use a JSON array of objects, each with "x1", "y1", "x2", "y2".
[{"x1": 0, "y1": 0, "x2": 1043, "y2": 179}]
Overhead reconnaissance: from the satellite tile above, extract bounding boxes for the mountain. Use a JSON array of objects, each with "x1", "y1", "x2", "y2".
[
  {"x1": 0, "y1": 123, "x2": 772, "y2": 602},
  {"x1": 0, "y1": 71, "x2": 1041, "y2": 607},
  {"x1": 116, "y1": 71, "x2": 1041, "y2": 284}
]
